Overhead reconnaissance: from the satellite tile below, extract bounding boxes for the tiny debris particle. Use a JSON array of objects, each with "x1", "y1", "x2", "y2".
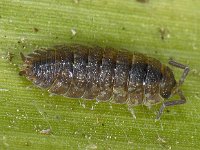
[
  {"x1": 33, "y1": 27, "x2": 39, "y2": 33},
  {"x1": 122, "y1": 27, "x2": 126, "y2": 30},
  {"x1": 157, "y1": 135, "x2": 166, "y2": 143},
  {"x1": 25, "y1": 141, "x2": 31, "y2": 146},
  {"x1": 191, "y1": 69, "x2": 198, "y2": 76},
  {"x1": 136, "y1": 0, "x2": 149, "y2": 3},
  {"x1": 20, "y1": 37, "x2": 26, "y2": 43},
  {"x1": 192, "y1": 43, "x2": 197, "y2": 50},
  {"x1": 0, "y1": 89, "x2": 9, "y2": 92},
  {"x1": 73, "y1": 0, "x2": 79, "y2": 4},
  {"x1": 3, "y1": 136, "x2": 9, "y2": 147},
  {"x1": 81, "y1": 103, "x2": 86, "y2": 108},
  {"x1": 40, "y1": 128, "x2": 51, "y2": 135},
  {"x1": 86, "y1": 144, "x2": 97, "y2": 150},
  {"x1": 71, "y1": 28, "x2": 77, "y2": 36},
  {"x1": 159, "y1": 27, "x2": 170, "y2": 40},
  {"x1": 6, "y1": 52, "x2": 15, "y2": 62}
]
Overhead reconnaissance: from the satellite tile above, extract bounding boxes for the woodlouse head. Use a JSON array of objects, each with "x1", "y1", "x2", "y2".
[{"x1": 160, "y1": 66, "x2": 177, "y2": 99}]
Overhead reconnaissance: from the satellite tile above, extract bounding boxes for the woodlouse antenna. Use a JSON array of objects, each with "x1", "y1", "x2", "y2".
[
  {"x1": 156, "y1": 60, "x2": 190, "y2": 120},
  {"x1": 168, "y1": 59, "x2": 190, "y2": 86}
]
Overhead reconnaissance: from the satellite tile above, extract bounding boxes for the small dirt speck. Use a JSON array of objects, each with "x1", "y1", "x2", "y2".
[
  {"x1": 33, "y1": 27, "x2": 39, "y2": 33},
  {"x1": 136, "y1": 0, "x2": 149, "y2": 3},
  {"x1": 191, "y1": 69, "x2": 198, "y2": 76},
  {"x1": 86, "y1": 144, "x2": 97, "y2": 150},
  {"x1": 122, "y1": 27, "x2": 126, "y2": 30},
  {"x1": 73, "y1": 0, "x2": 79, "y2": 4},
  {"x1": 6, "y1": 52, "x2": 15, "y2": 62},
  {"x1": 40, "y1": 128, "x2": 51, "y2": 135},
  {"x1": 25, "y1": 141, "x2": 31, "y2": 146},
  {"x1": 159, "y1": 27, "x2": 170, "y2": 40},
  {"x1": 71, "y1": 28, "x2": 77, "y2": 36}
]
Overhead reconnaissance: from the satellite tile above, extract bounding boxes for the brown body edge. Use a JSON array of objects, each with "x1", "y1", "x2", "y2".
[{"x1": 19, "y1": 44, "x2": 190, "y2": 120}]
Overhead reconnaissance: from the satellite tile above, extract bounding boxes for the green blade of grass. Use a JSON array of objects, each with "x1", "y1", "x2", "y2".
[{"x1": 0, "y1": 0, "x2": 200, "y2": 149}]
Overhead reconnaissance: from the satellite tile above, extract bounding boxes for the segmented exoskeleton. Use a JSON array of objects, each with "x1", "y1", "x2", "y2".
[{"x1": 20, "y1": 44, "x2": 189, "y2": 119}]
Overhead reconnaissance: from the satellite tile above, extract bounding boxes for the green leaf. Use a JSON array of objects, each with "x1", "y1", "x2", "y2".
[{"x1": 0, "y1": 0, "x2": 200, "y2": 149}]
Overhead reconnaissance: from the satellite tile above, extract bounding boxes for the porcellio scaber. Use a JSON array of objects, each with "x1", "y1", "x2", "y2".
[{"x1": 19, "y1": 45, "x2": 189, "y2": 119}]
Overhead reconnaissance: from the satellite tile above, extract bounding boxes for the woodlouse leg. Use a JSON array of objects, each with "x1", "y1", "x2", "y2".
[
  {"x1": 156, "y1": 90, "x2": 186, "y2": 120},
  {"x1": 168, "y1": 60, "x2": 190, "y2": 86},
  {"x1": 127, "y1": 103, "x2": 136, "y2": 119}
]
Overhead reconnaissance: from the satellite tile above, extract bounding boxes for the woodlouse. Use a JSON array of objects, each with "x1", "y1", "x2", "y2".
[{"x1": 19, "y1": 44, "x2": 190, "y2": 119}]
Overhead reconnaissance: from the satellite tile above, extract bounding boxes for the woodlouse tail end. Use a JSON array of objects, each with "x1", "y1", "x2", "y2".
[{"x1": 20, "y1": 52, "x2": 26, "y2": 62}]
